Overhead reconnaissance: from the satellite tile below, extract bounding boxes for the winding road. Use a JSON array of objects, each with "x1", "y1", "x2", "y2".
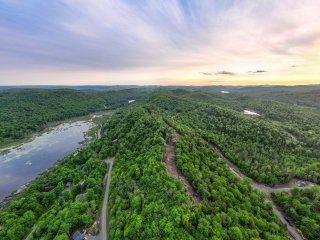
[{"x1": 209, "y1": 142, "x2": 316, "y2": 240}]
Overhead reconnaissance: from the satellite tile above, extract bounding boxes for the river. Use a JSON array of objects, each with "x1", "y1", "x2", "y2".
[{"x1": 0, "y1": 120, "x2": 94, "y2": 202}]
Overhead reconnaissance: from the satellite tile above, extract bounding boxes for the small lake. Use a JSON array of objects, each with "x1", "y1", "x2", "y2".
[{"x1": 0, "y1": 120, "x2": 93, "y2": 202}]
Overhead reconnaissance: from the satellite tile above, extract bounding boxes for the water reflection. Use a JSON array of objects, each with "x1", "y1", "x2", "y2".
[{"x1": 0, "y1": 121, "x2": 93, "y2": 201}]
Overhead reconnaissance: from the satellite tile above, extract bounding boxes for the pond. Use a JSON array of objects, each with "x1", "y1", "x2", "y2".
[{"x1": 243, "y1": 109, "x2": 260, "y2": 116}]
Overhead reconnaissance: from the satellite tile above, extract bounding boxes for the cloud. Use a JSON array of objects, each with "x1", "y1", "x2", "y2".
[
  {"x1": 0, "y1": 0, "x2": 320, "y2": 85},
  {"x1": 248, "y1": 70, "x2": 268, "y2": 74},
  {"x1": 200, "y1": 72, "x2": 212, "y2": 76},
  {"x1": 215, "y1": 71, "x2": 236, "y2": 75}
]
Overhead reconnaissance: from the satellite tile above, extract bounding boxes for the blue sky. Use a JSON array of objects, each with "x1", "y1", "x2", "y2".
[{"x1": 0, "y1": 0, "x2": 319, "y2": 85}]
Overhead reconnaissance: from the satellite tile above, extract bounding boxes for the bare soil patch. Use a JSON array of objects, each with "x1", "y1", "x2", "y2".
[{"x1": 164, "y1": 132, "x2": 202, "y2": 204}]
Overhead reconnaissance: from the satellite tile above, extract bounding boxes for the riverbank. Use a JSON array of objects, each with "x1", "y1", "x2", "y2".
[
  {"x1": 0, "y1": 109, "x2": 114, "y2": 153},
  {"x1": 0, "y1": 120, "x2": 92, "y2": 206},
  {"x1": 0, "y1": 130, "x2": 109, "y2": 239},
  {"x1": 0, "y1": 116, "x2": 91, "y2": 153},
  {"x1": 0, "y1": 109, "x2": 115, "y2": 207}
]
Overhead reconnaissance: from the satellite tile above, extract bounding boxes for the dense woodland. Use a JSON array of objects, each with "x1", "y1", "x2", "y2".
[
  {"x1": 0, "y1": 89, "x2": 145, "y2": 147},
  {"x1": 230, "y1": 86, "x2": 320, "y2": 109},
  {"x1": 273, "y1": 187, "x2": 320, "y2": 240},
  {"x1": 105, "y1": 106, "x2": 289, "y2": 239},
  {"x1": 146, "y1": 91, "x2": 320, "y2": 185},
  {"x1": 0, "y1": 87, "x2": 319, "y2": 239}
]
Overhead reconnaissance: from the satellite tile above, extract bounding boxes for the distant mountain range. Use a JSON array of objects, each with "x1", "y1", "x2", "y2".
[{"x1": 1, "y1": 84, "x2": 319, "y2": 93}]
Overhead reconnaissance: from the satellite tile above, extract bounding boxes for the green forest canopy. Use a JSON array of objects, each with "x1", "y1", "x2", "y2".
[
  {"x1": 0, "y1": 89, "x2": 145, "y2": 147},
  {"x1": 0, "y1": 87, "x2": 319, "y2": 239}
]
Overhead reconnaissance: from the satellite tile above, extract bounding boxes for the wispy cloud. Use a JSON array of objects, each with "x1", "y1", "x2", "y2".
[
  {"x1": 215, "y1": 71, "x2": 236, "y2": 75},
  {"x1": 200, "y1": 72, "x2": 212, "y2": 76},
  {"x1": 248, "y1": 70, "x2": 268, "y2": 74},
  {"x1": 0, "y1": 0, "x2": 320, "y2": 85}
]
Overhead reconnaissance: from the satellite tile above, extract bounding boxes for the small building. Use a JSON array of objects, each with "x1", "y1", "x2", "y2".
[
  {"x1": 72, "y1": 231, "x2": 85, "y2": 240},
  {"x1": 79, "y1": 179, "x2": 85, "y2": 186},
  {"x1": 128, "y1": 99, "x2": 135, "y2": 103},
  {"x1": 65, "y1": 182, "x2": 72, "y2": 190}
]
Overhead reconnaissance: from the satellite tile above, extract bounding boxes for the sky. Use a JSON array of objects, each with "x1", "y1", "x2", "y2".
[{"x1": 0, "y1": 0, "x2": 320, "y2": 86}]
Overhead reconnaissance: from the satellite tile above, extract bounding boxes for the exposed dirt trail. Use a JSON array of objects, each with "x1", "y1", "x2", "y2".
[
  {"x1": 164, "y1": 132, "x2": 202, "y2": 204},
  {"x1": 208, "y1": 142, "x2": 316, "y2": 240}
]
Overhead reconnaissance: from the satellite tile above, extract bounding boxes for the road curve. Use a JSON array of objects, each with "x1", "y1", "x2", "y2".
[
  {"x1": 208, "y1": 142, "x2": 316, "y2": 240},
  {"x1": 100, "y1": 157, "x2": 115, "y2": 240}
]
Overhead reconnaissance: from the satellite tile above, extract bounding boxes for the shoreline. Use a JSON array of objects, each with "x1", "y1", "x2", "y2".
[
  {"x1": 0, "y1": 110, "x2": 114, "y2": 208},
  {"x1": 0, "y1": 110, "x2": 113, "y2": 154},
  {"x1": 0, "y1": 120, "x2": 97, "y2": 208},
  {"x1": 0, "y1": 134, "x2": 92, "y2": 210}
]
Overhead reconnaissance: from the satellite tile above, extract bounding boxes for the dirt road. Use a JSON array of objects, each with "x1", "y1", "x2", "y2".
[
  {"x1": 100, "y1": 157, "x2": 115, "y2": 240},
  {"x1": 164, "y1": 132, "x2": 201, "y2": 204}
]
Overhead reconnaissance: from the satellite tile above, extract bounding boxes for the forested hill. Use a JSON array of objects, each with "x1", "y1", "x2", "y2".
[
  {"x1": 0, "y1": 89, "x2": 145, "y2": 147},
  {"x1": 0, "y1": 89, "x2": 319, "y2": 239},
  {"x1": 145, "y1": 90, "x2": 320, "y2": 185},
  {"x1": 1, "y1": 87, "x2": 318, "y2": 183},
  {"x1": 105, "y1": 106, "x2": 289, "y2": 239},
  {"x1": 0, "y1": 104, "x2": 290, "y2": 239},
  {"x1": 231, "y1": 88, "x2": 320, "y2": 110}
]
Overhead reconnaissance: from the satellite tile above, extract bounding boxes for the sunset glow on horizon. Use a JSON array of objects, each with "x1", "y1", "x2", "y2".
[{"x1": 0, "y1": 0, "x2": 320, "y2": 86}]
